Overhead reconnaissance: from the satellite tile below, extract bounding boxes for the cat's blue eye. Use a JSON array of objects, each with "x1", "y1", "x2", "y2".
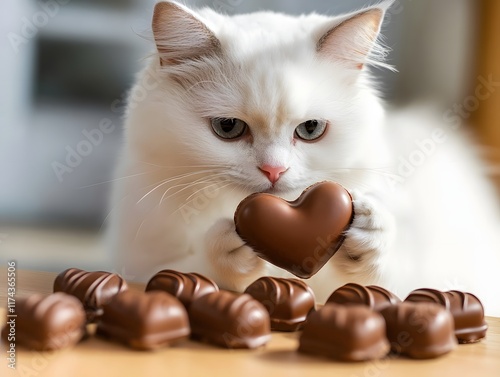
[
  {"x1": 295, "y1": 119, "x2": 328, "y2": 141},
  {"x1": 211, "y1": 118, "x2": 248, "y2": 140}
]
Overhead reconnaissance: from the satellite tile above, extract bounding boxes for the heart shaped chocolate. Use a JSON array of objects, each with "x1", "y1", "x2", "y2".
[{"x1": 234, "y1": 181, "x2": 353, "y2": 278}]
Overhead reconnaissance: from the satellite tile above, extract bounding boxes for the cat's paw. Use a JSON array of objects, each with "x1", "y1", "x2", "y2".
[
  {"x1": 205, "y1": 218, "x2": 266, "y2": 290},
  {"x1": 337, "y1": 190, "x2": 395, "y2": 275}
]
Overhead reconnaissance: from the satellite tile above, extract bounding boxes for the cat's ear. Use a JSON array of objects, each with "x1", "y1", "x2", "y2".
[
  {"x1": 152, "y1": 1, "x2": 221, "y2": 66},
  {"x1": 316, "y1": 1, "x2": 393, "y2": 70}
]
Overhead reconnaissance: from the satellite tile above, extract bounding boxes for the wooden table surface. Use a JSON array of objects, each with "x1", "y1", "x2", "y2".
[{"x1": 1, "y1": 270, "x2": 499, "y2": 377}]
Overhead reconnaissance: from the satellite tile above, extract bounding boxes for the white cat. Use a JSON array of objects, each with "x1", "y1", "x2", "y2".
[{"x1": 108, "y1": 1, "x2": 500, "y2": 315}]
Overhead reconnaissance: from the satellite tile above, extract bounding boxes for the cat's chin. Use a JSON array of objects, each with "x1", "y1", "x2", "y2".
[
  {"x1": 231, "y1": 178, "x2": 311, "y2": 200},
  {"x1": 263, "y1": 184, "x2": 304, "y2": 199},
  {"x1": 263, "y1": 187, "x2": 283, "y2": 195}
]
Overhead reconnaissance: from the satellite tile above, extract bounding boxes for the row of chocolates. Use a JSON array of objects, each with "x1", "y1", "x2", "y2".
[{"x1": 1, "y1": 268, "x2": 487, "y2": 361}]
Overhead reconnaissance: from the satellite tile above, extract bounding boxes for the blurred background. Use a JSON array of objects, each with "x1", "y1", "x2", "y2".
[{"x1": 0, "y1": 0, "x2": 499, "y2": 273}]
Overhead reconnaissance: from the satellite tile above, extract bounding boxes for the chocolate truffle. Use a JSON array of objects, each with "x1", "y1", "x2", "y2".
[
  {"x1": 445, "y1": 290, "x2": 488, "y2": 343},
  {"x1": 54, "y1": 268, "x2": 128, "y2": 322},
  {"x1": 381, "y1": 302, "x2": 456, "y2": 359},
  {"x1": 405, "y1": 288, "x2": 488, "y2": 343},
  {"x1": 244, "y1": 277, "x2": 315, "y2": 331},
  {"x1": 1, "y1": 293, "x2": 86, "y2": 351},
  {"x1": 145, "y1": 270, "x2": 219, "y2": 308},
  {"x1": 298, "y1": 304, "x2": 390, "y2": 361},
  {"x1": 188, "y1": 291, "x2": 271, "y2": 349},
  {"x1": 234, "y1": 181, "x2": 353, "y2": 278},
  {"x1": 405, "y1": 288, "x2": 449, "y2": 307},
  {"x1": 326, "y1": 283, "x2": 401, "y2": 312},
  {"x1": 97, "y1": 290, "x2": 190, "y2": 350}
]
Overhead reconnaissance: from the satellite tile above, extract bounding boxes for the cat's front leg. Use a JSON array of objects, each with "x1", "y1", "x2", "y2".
[
  {"x1": 205, "y1": 218, "x2": 266, "y2": 291},
  {"x1": 336, "y1": 190, "x2": 395, "y2": 278}
]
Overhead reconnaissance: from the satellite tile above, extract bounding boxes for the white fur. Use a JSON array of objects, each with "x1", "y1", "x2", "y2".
[{"x1": 108, "y1": 1, "x2": 500, "y2": 316}]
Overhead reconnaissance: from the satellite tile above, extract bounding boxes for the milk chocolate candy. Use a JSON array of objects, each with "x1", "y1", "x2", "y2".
[
  {"x1": 146, "y1": 270, "x2": 219, "y2": 308},
  {"x1": 405, "y1": 288, "x2": 448, "y2": 307},
  {"x1": 326, "y1": 283, "x2": 401, "y2": 312},
  {"x1": 405, "y1": 288, "x2": 488, "y2": 343},
  {"x1": 244, "y1": 277, "x2": 315, "y2": 331},
  {"x1": 298, "y1": 304, "x2": 390, "y2": 361},
  {"x1": 188, "y1": 291, "x2": 271, "y2": 349},
  {"x1": 234, "y1": 181, "x2": 353, "y2": 279},
  {"x1": 381, "y1": 302, "x2": 456, "y2": 359},
  {"x1": 1, "y1": 293, "x2": 86, "y2": 351},
  {"x1": 54, "y1": 268, "x2": 128, "y2": 322},
  {"x1": 97, "y1": 290, "x2": 190, "y2": 350},
  {"x1": 445, "y1": 290, "x2": 488, "y2": 343}
]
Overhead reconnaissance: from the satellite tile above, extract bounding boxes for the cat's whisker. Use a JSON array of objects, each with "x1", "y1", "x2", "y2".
[
  {"x1": 98, "y1": 195, "x2": 128, "y2": 234},
  {"x1": 159, "y1": 179, "x2": 216, "y2": 205},
  {"x1": 159, "y1": 172, "x2": 230, "y2": 204},
  {"x1": 133, "y1": 214, "x2": 149, "y2": 242},
  {"x1": 137, "y1": 178, "x2": 185, "y2": 205},
  {"x1": 85, "y1": 165, "x2": 230, "y2": 194},
  {"x1": 183, "y1": 178, "x2": 233, "y2": 202},
  {"x1": 136, "y1": 169, "x2": 227, "y2": 205},
  {"x1": 170, "y1": 181, "x2": 236, "y2": 219},
  {"x1": 77, "y1": 170, "x2": 165, "y2": 189},
  {"x1": 225, "y1": 180, "x2": 244, "y2": 201},
  {"x1": 325, "y1": 166, "x2": 394, "y2": 172},
  {"x1": 133, "y1": 172, "x2": 231, "y2": 240},
  {"x1": 321, "y1": 167, "x2": 400, "y2": 179},
  {"x1": 132, "y1": 160, "x2": 233, "y2": 169}
]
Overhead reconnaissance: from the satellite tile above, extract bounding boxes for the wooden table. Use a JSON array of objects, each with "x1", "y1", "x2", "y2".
[{"x1": 1, "y1": 270, "x2": 499, "y2": 377}]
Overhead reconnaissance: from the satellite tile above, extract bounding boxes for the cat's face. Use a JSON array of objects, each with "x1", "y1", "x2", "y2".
[{"x1": 140, "y1": 2, "x2": 390, "y2": 196}]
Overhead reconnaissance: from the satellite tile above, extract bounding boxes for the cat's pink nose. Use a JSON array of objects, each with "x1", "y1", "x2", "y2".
[{"x1": 259, "y1": 165, "x2": 287, "y2": 184}]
